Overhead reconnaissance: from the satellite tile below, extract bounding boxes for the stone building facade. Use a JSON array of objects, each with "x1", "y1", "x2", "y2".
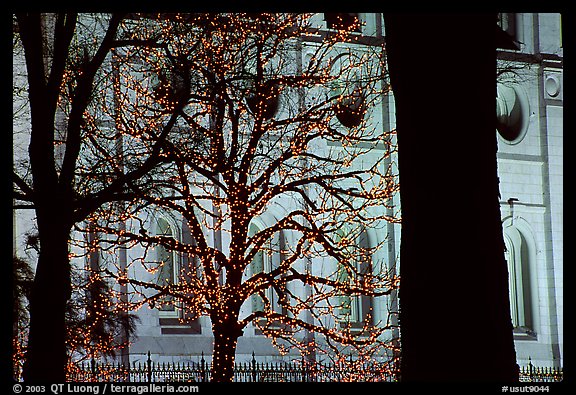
[{"x1": 12, "y1": 13, "x2": 563, "y2": 370}]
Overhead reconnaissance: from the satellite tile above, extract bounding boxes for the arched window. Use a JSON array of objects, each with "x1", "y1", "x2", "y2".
[
  {"x1": 155, "y1": 218, "x2": 202, "y2": 334},
  {"x1": 249, "y1": 224, "x2": 286, "y2": 318},
  {"x1": 164, "y1": 219, "x2": 203, "y2": 334},
  {"x1": 503, "y1": 225, "x2": 536, "y2": 336},
  {"x1": 155, "y1": 218, "x2": 177, "y2": 315},
  {"x1": 336, "y1": 227, "x2": 373, "y2": 328},
  {"x1": 251, "y1": 236, "x2": 266, "y2": 314}
]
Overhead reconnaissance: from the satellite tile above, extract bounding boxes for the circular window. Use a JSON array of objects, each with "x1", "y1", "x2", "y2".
[
  {"x1": 335, "y1": 82, "x2": 366, "y2": 128},
  {"x1": 329, "y1": 53, "x2": 367, "y2": 129},
  {"x1": 151, "y1": 68, "x2": 189, "y2": 105},
  {"x1": 544, "y1": 75, "x2": 561, "y2": 98},
  {"x1": 246, "y1": 81, "x2": 280, "y2": 120},
  {"x1": 496, "y1": 83, "x2": 529, "y2": 144}
]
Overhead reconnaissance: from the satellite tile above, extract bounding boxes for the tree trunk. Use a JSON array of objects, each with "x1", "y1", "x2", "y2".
[
  {"x1": 384, "y1": 13, "x2": 519, "y2": 381},
  {"x1": 22, "y1": 210, "x2": 72, "y2": 382},
  {"x1": 210, "y1": 315, "x2": 242, "y2": 382},
  {"x1": 16, "y1": 14, "x2": 77, "y2": 382}
]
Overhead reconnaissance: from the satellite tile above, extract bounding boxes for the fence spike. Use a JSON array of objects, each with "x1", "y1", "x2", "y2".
[{"x1": 147, "y1": 351, "x2": 152, "y2": 383}]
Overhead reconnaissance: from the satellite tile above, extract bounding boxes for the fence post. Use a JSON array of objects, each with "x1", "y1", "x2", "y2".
[
  {"x1": 200, "y1": 352, "x2": 206, "y2": 383},
  {"x1": 147, "y1": 351, "x2": 152, "y2": 383},
  {"x1": 126, "y1": 359, "x2": 131, "y2": 383},
  {"x1": 251, "y1": 352, "x2": 257, "y2": 382},
  {"x1": 91, "y1": 356, "x2": 97, "y2": 382},
  {"x1": 528, "y1": 357, "x2": 533, "y2": 382}
]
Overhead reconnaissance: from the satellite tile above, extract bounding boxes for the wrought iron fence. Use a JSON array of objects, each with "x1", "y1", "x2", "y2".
[
  {"x1": 69, "y1": 352, "x2": 396, "y2": 382},
  {"x1": 69, "y1": 352, "x2": 563, "y2": 383},
  {"x1": 519, "y1": 360, "x2": 564, "y2": 383}
]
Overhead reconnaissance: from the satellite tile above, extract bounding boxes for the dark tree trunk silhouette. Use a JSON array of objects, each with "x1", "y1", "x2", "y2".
[
  {"x1": 384, "y1": 14, "x2": 519, "y2": 381},
  {"x1": 15, "y1": 13, "x2": 127, "y2": 381},
  {"x1": 17, "y1": 13, "x2": 76, "y2": 381},
  {"x1": 23, "y1": 209, "x2": 72, "y2": 382}
]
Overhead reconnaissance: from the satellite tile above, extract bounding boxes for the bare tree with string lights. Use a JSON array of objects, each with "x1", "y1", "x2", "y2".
[
  {"x1": 86, "y1": 13, "x2": 400, "y2": 382},
  {"x1": 12, "y1": 13, "x2": 201, "y2": 380}
]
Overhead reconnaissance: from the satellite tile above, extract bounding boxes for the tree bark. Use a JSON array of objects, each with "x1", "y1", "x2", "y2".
[{"x1": 384, "y1": 13, "x2": 519, "y2": 381}]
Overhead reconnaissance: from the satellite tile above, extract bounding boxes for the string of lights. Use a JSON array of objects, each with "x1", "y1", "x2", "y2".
[{"x1": 14, "y1": 13, "x2": 400, "y2": 382}]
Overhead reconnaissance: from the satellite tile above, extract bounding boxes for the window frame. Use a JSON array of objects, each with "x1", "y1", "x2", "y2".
[
  {"x1": 249, "y1": 225, "x2": 288, "y2": 334},
  {"x1": 335, "y1": 227, "x2": 374, "y2": 330},
  {"x1": 154, "y1": 217, "x2": 180, "y2": 318},
  {"x1": 503, "y1": 224, "x2": 537, "y2": 339}
]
